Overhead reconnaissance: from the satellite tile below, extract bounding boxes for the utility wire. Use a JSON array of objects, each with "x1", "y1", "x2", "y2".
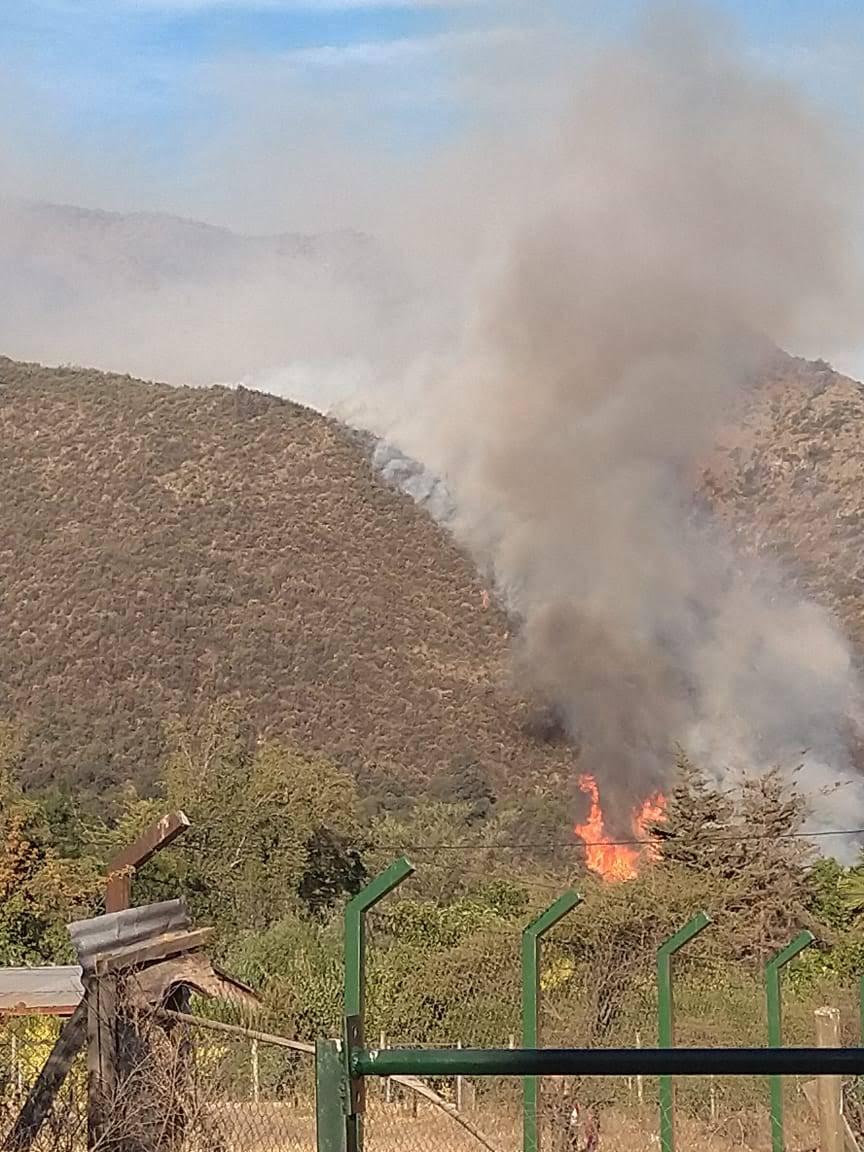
[{"x1": 372, "y1": 825, "x2": 864, "y2": 852}]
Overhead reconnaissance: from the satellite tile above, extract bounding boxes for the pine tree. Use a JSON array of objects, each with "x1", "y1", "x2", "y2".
[
  {"x1": 650, "y1": 753, "x2": 818, "y2": 958},
  {"x1": 648, "y1": 750, "x2": 735, "y2": 875}
]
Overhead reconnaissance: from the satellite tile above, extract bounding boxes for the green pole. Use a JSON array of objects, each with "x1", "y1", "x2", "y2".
[
  {"x1": 522, "y1": 890, "x2": 582, "y2": 1152},
  {"x1": 316, "y1": 1039, "x2": 348, "y2": 1152},
  {"x1": 766, "y1": 931, "x2": 815, "y2": 1152},
  {"x1": 343, "y1": 856, "x2": 414, "y2": 1152},
  {"x1": 344, "y1": 856, "x2": 414, "y2": 1019},
  {"x1": 657, "y1": 912, "x2": 711, "y2": 1152}
]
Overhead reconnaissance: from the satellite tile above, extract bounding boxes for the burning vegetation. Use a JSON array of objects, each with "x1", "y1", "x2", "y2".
[{"x1": 575, "y1": 774, "x2": 666, "y2": 883}]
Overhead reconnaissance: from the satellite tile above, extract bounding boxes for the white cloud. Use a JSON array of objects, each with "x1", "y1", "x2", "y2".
[{"x1": 281, "y1": 24, "x2": 523, "y2": 66}]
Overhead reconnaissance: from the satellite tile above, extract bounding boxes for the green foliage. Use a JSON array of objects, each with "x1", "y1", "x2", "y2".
[
  {"x1": 650, "y1": 756, "x2": 817, "y2": 959},
  {"x1": 224, "y1": 916, "x2": 344, "y2": 1038},
  {"x1": 4, "y1": 710, "x2": 864, "y2": 1100},
  {"x1": 90, "y1": 703, "x2": 369, "y2": 935},
  {"x1": 0, "y1": 724, "x2": 100, "y2": 963},
  {"x1": 840, "y1": 863, "x2": 864, "y2": 919}
]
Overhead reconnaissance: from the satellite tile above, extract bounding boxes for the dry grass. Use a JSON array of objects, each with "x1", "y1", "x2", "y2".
[{"x1": 198, "y1": 1099, "x2": 824, "y2": 1152}]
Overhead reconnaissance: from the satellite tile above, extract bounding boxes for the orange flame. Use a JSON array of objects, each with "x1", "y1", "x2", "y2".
[{"x1": 575, "y1": 774, "x2": 666, "y2": 882}]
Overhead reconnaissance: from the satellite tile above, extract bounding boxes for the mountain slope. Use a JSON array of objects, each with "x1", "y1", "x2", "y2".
[
  {"x1": 702, "y1": 355, "x2": 864, "y2": 655},
  {"x1": 0, "y1": 356, "x2": 575, "y2": 815}
]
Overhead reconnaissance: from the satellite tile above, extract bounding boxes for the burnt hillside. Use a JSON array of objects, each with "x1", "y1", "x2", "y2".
[{"x1": 0, "y1": 356, "x2": 578, "y2": 817}]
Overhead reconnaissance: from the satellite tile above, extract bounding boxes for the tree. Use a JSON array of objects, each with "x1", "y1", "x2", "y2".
[
  {"x1": 95, "y1": 703, "x2": 369, "y2": 934},
  {"x1": 650, "y1": 754, "x2": 817, "y2": 959},
  {"x1": 648, "y1": 750, "x2": 734, "y2": 875},
  {"x1": 430, "y1": 755, "x2": 496, "y2": 824},
  {"x1": 0, "y1": 724, "x2": 100, "y2": 963}
]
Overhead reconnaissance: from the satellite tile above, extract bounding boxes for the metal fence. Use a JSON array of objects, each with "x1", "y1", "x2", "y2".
[
  {"x1": 315, "y1": 857, "x2": 864, "y2": 1152},
  {"x1": 0, "y1": 1014, "x2": 87, "y2": 1152},
  {"x1": 7, "y1": 854, "x2": 864, "y2": 1152}
]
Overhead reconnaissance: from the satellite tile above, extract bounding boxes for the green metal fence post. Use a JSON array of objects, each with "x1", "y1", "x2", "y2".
[
  {"x1": 522, "y1": 890, "x2": 582, "y2": 1152},
  {"x1": 343, "y1": 857, "x2": 414, "y2": 1152},
  {"x1": 317, "y1": 1039, "x2": 348, "y2": 1152},
  {"x1": 657, "y1": 911, "x2": 711, "y2": 1152},
  {"x1": 766, "y1": 931, "x2": 815, "y2": 1152}
]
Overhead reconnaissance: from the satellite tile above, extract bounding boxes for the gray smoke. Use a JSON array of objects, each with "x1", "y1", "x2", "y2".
[{"x1": 399, "y1": 6, "x2": 864, "y2": 834}]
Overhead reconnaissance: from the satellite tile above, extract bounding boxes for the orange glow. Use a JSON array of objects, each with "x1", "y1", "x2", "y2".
[
  {"x1": 635, "y1": 792, "x2": 667, "y2": 862},
  {"x1": 575, "y1": 774, "x2": 666, "y2": 882}
]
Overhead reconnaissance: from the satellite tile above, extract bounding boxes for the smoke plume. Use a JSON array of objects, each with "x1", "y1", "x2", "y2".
[{"x1": 402, "y1": 7, "x2": 864, "y2": 832}]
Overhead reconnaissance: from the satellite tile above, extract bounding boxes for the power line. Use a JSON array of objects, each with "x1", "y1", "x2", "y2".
[{"x1": 372, "y1": 825, "x2": 864, "y2": 852}]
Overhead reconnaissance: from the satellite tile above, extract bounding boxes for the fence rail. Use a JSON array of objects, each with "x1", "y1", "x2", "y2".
[{"x1": 351, "y1": 1044, "x2": 864, "y2": 1078}]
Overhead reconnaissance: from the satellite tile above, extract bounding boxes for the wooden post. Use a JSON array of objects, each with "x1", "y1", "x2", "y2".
[
  {"x1": 86, "y1": 975, "x2": 117, "y2": 1149},
  {"x1": 251, "y1": 1039, "x2": 260, "y2": 1103},
  {"x1": 7, "y1": 817, "x2": 192, "y2": 1152},
  {"x1": 636, "y1": 1029, "x2": 644, "y2": 1106},
  {"x1": 815, "y1": 1007, "x2": 843, "y2": 1152},
  {"x1": 102, "y1": 811, "x2": 190, "y2": 1147},
  {"x1": 455, "y1": 1040, "x2": 463, "y2": 1112}
]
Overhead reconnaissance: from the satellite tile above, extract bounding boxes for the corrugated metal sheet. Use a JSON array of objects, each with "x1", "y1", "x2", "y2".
[
  {"x1": 68, "y1": 900, "x2": 190, "y2": 972},
  {"x1": 0, "y1": 966, "x2": 83, "y2": 1016}
]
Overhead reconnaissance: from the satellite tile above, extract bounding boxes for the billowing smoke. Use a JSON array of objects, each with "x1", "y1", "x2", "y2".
[{"x1": 396, "y1": 7, "x2": 864, "y2": 833}]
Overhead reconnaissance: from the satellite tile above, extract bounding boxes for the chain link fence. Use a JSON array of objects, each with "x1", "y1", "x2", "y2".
[
  {"x1": 0, "y1": 988, "x2": 315, "y2": 1152},
  {"x1": 0, "y1": 1013, "x2": 88, "y2": 1152}
]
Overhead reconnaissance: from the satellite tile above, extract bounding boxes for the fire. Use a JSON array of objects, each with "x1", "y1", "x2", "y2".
[{"x1": 574, "y1": 774, "x2": 666, "y2": 882}]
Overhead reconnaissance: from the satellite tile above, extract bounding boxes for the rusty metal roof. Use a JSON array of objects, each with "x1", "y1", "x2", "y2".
[
  {"x1": 0, "y1": 966, "x2": 83, "y2": 1016},
  {"x1": 68, "y1": 900, "x2": 190, "y2": 972}
]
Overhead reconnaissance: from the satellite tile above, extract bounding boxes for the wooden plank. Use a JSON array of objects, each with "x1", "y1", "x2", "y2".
[
  {"x1": 105, "y1": 811, "x2": 190, "y2": 913},
  {"x1": 3, "y1": 1002, "x2": 87, "y2": 1152},
  {"x1": 94, "y1": 928, "x2": 214, "y2": 975}
]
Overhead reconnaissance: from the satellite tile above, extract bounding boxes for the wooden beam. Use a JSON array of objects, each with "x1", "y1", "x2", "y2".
[
  {"x1": 3, "y1": 1002, "x2": 87, "y2": 1152},
  {"x1": 94, "y1": 929, "x2": 214, "y2": 976},
  {"x1": 105, "y1": 811, "x2": 190, "y2": 913}
]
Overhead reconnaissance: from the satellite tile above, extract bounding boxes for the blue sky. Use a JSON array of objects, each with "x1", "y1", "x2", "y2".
[
  {"x1": 3, "y1": 2, "x2": 862, "y2": 142},
  {"x1": 1, "y1": 0, "x2": 862, "y2": 229}
]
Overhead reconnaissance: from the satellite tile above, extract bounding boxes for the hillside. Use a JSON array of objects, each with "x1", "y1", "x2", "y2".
[
  {"x1": 0, "y1": 356, "x2": 578, "y2": 821},
  {"x1": 702, "y1": 355, "x2": 864, "y2": 654},
  {"x1": 3, "y1": 351, "x2": 864, "y2": 825}
]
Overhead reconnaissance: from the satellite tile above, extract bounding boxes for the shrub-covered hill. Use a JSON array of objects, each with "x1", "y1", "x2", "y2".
[
  {"x1": 0, "y1": 356, "x2": 579, "y2": 820},
  {"x1": 701, "y1": 354, "x2": 864, "y2": 655}
]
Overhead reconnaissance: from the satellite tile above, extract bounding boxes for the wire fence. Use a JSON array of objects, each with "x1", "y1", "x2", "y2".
[
  {"x1": 0, "y1": 1014, "x2": 88, "y2": 1152},
  {"x1": 3, "y1": 897, "x2": 863, "y2": 1152},
  {"x1": 0, "y1": 990, "x2": 315, "y2": 1152}
]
